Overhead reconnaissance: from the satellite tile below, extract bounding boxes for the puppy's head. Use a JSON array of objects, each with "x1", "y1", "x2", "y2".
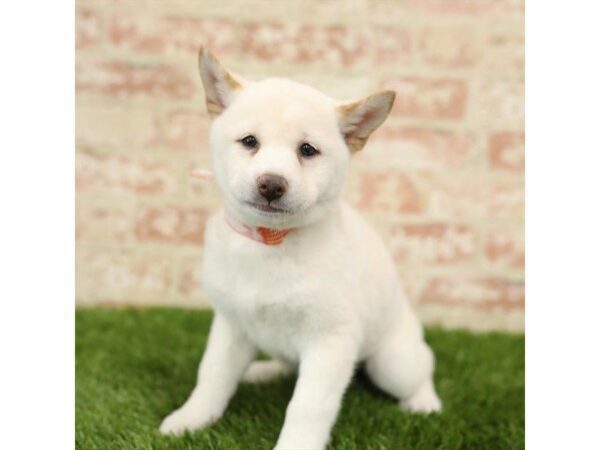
[{"x1": 199, "y1": 48, "x2": 395, "y2": 229}]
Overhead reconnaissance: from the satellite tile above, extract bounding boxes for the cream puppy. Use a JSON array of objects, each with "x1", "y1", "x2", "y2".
[{"x1": 160, "y1": 48, "x2": 442, "y2": 449}]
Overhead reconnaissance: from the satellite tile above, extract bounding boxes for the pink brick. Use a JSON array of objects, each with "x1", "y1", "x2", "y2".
[
  {"x1": 76, "y1": 200, "x2": 135, "y2": 243},
  {"x1": 108, "y1": 15, "x2": 238, "y2": 57},
  {"x1": 485, "y1": 227, "x2": 524, "y2": 268},
  {"x1": 135, "y1": 206, "x2": 208, "y2": 246},
  {"x1": 483, "y1": 27, "x2": 525, "y2": 72},
  {"x1": 417, "y1": 25, "x2": 480, "y2": 68},
  {"x1": 76, "y1": 105, "x2": 162, "y2": 152},
  {"x1": 76, "y1": 9, "x2": 103, "y2": 49},
  {"x1": 476, "y1": 78, "x2": 524, "y2": 126},
  {"x1": 240, "y1": 22, "x2": 369, "y2": 67},
  {"x1": 178, "y1": 256, "x2": 203, "y2": 298},
  {"x1": 76, "y1": 61, "x2": 196, "y2": 100},
  {"x1": 422, "y1": 173, "x2": 524, "y2": 220},
  {"x1": 382, "y1": 77, "x2": 468, "y2": 120},
  {"x1": 489, "y1": 132, "x2": 524, "y2": 172},
  {"x1": 76, "y1": 150, "x2": 178, "y2": 196},
  {"x1": 368, "y1": 127, "x2": 477, "y2": 170},
  {"x1": 373, "y1": 25, "x2": 412, "y2": 64},
  {"x1": 389, "y1": 223, "x2": 476, "y2": 264},
  {"x1": 164, "y1": 109, "x2": 211, "y2": 152},
  {"x1": 349, "y1": 170, "x2": 422, "y2": 214},
  {"x1": 420, "y1": 276, "x2": 524, "y2": 311},
  {"x1": 186, "y1": 162, "x2": 223, "y2": 206},
  {"x1": 408, "y1": 0, "x2": 524, "y2": 15},
  {"x1": 397, "y1": 271, "x2": 423, "y2": 304},
  {"x1": 76, "y1": 246, "x2": 173, "y2": 304}
]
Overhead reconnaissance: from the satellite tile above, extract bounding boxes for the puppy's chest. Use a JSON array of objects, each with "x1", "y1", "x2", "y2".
[
  {"x1": 237, "y1": 298, "x2": 315, "y2": 362},
  {"x1": 203, "y1": 248, "x2": 334, "y2": 361}
]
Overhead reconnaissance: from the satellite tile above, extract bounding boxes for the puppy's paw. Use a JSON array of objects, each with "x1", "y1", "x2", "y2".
[
  {"x1": 159, "y1": 405, "x2": 218, "y2": 436},
  {"x1": 400, "y1": 382, "x2": 442, "y2": 414}
]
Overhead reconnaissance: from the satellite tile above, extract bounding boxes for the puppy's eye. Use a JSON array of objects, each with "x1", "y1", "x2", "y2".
[
  {"x1": 299, "y1": 142, "x2": 320, "y2": 158},
  {"x1": 239, "y1": 135, "x2": 259, "y2": 149}
]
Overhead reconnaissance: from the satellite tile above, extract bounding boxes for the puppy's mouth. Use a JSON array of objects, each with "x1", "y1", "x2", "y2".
[{"x1": 245, "y1": 201, "x2": 290, "y2": 214}]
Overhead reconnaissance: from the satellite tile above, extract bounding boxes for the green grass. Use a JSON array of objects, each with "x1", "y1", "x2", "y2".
[{"x1": 76, "y1": 308, "x2": 524, "y2": 450}]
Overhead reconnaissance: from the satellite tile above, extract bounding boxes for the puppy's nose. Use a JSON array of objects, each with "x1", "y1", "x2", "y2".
[{"x1": 257, "y1": 174, "x2": 288, "y2": 202}]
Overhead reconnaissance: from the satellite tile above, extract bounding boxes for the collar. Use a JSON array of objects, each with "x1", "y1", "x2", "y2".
[{"x1": 225, "y1": 213, "x2": 292, "y2": 246}]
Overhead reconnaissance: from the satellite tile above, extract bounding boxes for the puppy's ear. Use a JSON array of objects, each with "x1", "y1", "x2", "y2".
[
  {"x1": 337, "y1": 90, "x2": 396, "y2": 152},
  {"x1": 198, "y1": 47, "x2": 245, "y2": 118}
]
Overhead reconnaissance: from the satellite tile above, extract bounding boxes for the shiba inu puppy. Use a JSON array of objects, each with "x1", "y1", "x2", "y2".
[{"x1": 160, "y1": 48, "x2": 442, "y2": 450}]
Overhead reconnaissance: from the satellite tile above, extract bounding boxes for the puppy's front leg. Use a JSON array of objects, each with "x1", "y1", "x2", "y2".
[
  {"x1": 275, "y1": 340, "x2": 356, "y2": 450},
  {"x1": 160, "y1": 313, "x2": 255, "y2": 435}
]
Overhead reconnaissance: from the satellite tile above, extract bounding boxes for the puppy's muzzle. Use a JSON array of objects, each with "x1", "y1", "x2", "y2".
[{"x1": 257, "y1": 174, "x2": 288, "y2": 202}]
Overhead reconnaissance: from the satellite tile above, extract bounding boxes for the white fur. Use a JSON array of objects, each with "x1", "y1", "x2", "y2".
[{"x1": 160, "y1": 49, "x2": 441, "y2": 449}]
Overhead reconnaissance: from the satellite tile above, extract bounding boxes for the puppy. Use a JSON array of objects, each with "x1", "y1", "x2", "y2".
[{"x1": 160, "y1": 48, "x2": 442, "y2": 450}]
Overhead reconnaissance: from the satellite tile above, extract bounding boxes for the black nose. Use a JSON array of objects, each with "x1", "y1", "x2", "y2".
[{"x1": 257, "y1": 174, "x2": 288, "y2": 202}]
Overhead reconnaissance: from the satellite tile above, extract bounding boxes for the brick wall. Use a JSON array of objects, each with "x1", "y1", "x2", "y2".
[{"x1": 75, "y1": 0, "x2": 524, "y2": 331}]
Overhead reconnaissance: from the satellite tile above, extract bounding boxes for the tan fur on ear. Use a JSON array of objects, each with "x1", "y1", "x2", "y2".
[
  {"x1": 198, "y1": 47, "x2": 245, "y2": 118},
  {"x1": 337, "y1": 90, "x2": 396, "y2": 152}
]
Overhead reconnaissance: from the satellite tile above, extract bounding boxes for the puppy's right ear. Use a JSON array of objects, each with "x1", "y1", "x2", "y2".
[{"x1": 198, "y1": 47, "x2": 245, "y2": 118}]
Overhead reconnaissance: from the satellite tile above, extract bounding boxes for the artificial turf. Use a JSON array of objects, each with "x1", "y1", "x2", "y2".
[{"x1": 76, "y1": 308, "x2": 524, "y2": 450}]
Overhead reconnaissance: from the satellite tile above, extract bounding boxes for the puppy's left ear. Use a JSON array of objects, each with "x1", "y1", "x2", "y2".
[
  {"x1": 198, "y1": 47, "x2": 246, "y2": 118},
  {"x1": 337, "y1": 90, "x2": 396, "y2": 152}
]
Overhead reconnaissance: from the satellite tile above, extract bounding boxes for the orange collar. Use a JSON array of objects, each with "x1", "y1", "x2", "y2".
[{"x1": 225, "y1": 214, "x2": 291, "y2": 246}]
